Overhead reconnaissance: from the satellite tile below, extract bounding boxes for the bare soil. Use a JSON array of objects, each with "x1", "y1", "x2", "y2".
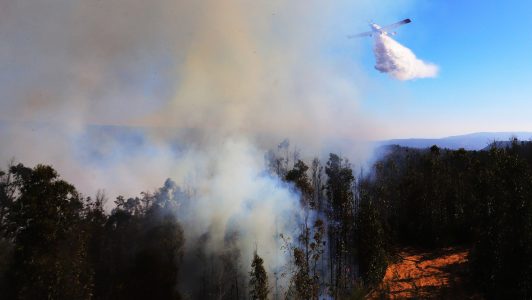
[{"x1": 368, "y1": 247, "x2": 482, "y2": 299}]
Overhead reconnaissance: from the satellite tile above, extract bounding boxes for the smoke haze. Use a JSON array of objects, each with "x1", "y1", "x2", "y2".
[
  {"x1": 373, "y1": 34, "x2": 438, "y2": 80},
  {"x1": 0, "y1": 0, "x2": 419, "y2": 292},
  {"x1": 0, "y1": 0, "x2": 401, "y2": 198}
]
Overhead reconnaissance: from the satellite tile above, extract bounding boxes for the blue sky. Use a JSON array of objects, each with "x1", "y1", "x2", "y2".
[{"x1": 349, "y1": 0, "x2": 532, "y2": 138}]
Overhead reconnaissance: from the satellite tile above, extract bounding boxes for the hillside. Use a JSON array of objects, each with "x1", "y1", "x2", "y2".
[{"x1": 378, "y1": 132, "x2": 532, "y2": 150}]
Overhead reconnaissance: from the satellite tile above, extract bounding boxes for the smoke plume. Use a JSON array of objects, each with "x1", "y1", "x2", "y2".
[
  {"x1": 373, "y1": 34, "x2": 438, "y2": 80},
  {"x1": 0, "y1": 0, "x2": 419, "y2": 293}
]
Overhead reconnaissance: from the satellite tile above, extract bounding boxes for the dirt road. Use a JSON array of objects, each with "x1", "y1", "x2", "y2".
[{"x1": 369, "y1": 247, "x2": 481, "y2": 299}]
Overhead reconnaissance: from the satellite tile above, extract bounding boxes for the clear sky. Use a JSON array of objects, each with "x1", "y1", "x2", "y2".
[{"x1": 350, "y1": 0, "x2": 532, "y2": 138}]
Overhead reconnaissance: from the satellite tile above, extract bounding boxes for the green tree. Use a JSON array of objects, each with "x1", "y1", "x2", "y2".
[
  {"x1": 0, "y1": 167, "x2": 15, "y2": 295},
  {"x1": 96, "y1": 186, "x2": 184, "y2": 300},
  {"x1": 249, "y1": 251, "x2": 269, "y2": 300},
  {"x1": 291, "y1": 219, "x2": 324, "y2": 300},
  {"x1": 4, "y1": 164, "x2": 92, "y2": 299},
  {"x1": 471, "y1": 146, "x2": 532, "y2": 298},
  {"x1": 285, "y1": 160, "x2": 314, "y2": 207},
  {"x1": 325, "y1": 153, "x2": 356, "y2": 294},
  {"x1": 356, "y1": 197, "x2": 387, "y2": 286}
]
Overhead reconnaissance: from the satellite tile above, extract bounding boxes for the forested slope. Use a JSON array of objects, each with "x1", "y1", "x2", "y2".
[{"x1": 0, "y1": 140, "x2": 531, "y2": 299}]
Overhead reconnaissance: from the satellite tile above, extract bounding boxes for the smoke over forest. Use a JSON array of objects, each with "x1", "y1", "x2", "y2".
[
  {"x1": 1, "y1": 1, "x2": 532, "y2": 299},
  {"x1": 0, "y1": 0, "x2": 387, "y2": 205},
  {"x1": 0, "y1": 0, "x2": 399, "y2": 298}
]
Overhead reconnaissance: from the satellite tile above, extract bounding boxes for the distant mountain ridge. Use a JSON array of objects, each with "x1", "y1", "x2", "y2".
[{"x1": 378, "y1": 132, "x2": 532, "y2": 150}]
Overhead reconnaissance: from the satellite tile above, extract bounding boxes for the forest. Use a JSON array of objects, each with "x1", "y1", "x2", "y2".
[{"x1": 0, "y1": 139, "x2": 532, "y2": 299}]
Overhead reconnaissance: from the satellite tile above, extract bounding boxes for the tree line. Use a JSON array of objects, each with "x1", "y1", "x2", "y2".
[
  {"x1": 359, "y1": 140, "x2": 532, "y2": 299},
  {"x1": 0, "y1": 139, "x2": 531, "y2": 299}
]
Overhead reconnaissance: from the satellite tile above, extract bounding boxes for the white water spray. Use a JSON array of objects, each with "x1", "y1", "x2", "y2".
[{"x1": 373, "y1": 34, "x2": 438, "y2": 80}]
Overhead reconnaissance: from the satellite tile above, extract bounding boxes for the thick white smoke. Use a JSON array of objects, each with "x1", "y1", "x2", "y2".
[
  {"x1": 0, "y1": 0, "x2": 421, "y2": 293},
  {"x1": 160, "y1": 138, "x2": 301, "y2": 294},
  {"x1": 373, "y1": 34, "x2": 438, "y2": 80}
]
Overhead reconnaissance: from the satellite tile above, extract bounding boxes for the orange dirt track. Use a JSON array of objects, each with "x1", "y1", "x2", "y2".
[{"x1": 369, "y1": 247, "x2": 482, "y2": 299}]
